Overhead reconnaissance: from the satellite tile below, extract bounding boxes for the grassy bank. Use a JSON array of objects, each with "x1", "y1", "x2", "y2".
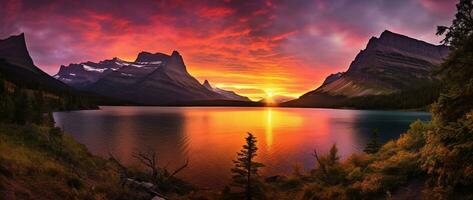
[
  {"x1": 0, "y1": 123, "x2": 195, "y2": 200},
  {"x1": 0, "y1": 123, "x2": 122, "y2": 199}
]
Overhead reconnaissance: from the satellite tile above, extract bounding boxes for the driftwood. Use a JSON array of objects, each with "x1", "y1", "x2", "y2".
[
  {"x1": 109, "y1": 150, "x2": 188, "y2": 200},
  {"x1": 124, "y1": 178, "x2": 168, "y2": 199},
  {"x1": 132, "y1": 150, "x2": 189, "y2": 199},
  {"x1": 109, "y1": 151, "x2": 169, "y2": 199}
]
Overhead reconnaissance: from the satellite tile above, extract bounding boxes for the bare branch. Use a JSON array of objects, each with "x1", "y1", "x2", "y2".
[
  {"x1": 133, "y1": 151, "x2": 157, "y2": 169},
  {"x1": 169, "y1": 159, "x2": 189, "y2": 178},
  {"x1": 133, "y1": 151, "x2": 160, "y2": 181}
]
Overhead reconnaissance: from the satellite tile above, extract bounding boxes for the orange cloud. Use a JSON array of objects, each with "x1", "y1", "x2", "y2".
[{"x1": 0, "y1": 0, "x2": 456, "y2": 101}]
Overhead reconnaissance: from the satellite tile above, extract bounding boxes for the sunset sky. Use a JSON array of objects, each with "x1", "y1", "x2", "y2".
[{"x1": 0, "y1": 0, "x2": 457, "y2": 100}]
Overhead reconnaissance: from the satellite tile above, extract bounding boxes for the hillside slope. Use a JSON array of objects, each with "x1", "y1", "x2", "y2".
[{"x1": 283, "y1": 30, "x2": 449, "y2": 109}]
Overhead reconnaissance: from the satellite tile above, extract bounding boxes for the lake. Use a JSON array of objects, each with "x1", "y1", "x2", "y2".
[{"x1": 53, "y1": 106, "x2": 430, "y2": 188}]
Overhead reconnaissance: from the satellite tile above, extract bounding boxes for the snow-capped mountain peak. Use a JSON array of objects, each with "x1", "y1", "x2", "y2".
[{"x1": 55, "y1": 51, "x2": 251, "y2": 104}]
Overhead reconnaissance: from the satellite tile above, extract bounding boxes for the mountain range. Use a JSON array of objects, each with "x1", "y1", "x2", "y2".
[
  {"x1": 55, "y1": 51, "x2": 251, "y2": 105},
  {"x1": 1, "y1": 30, "x2": 450, "y2": 109},
  {"x1": 283, "y1": 30, "x2": 450, "y2": 108},
  {"x1": 202, "y1": 80, "x2": 251, "y2": 102}
]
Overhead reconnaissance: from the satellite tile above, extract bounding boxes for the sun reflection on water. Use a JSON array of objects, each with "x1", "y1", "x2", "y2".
[
  {"x1": 265, "y1": 108, "x2": 273, "y2": 150},
  {"x1": 54, "y1": 106, "x2": 431, "y2": 188}
]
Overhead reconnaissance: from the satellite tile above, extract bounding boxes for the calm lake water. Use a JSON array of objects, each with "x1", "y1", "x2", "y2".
[{"x1": 54, "y1": 106, "x2": 430, "y2": 188}]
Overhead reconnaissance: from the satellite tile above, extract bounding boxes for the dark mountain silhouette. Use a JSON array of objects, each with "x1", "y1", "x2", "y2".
[
  {"x1": 0, "y1": 33, "x2": 35, "y2": 69},
  {"x1": 0, "y1": 33, "x2": 70, "y2": 92},
  {"x1": 0, "y1": 33, "x2": 100, "y2": 110},
  {"x1": 283, "y1": 30, "x2": 450, "y2": 108},
  {"x1": 56, "y1": 51, "x2": 251, "y2": 104},
  {"x1": 202, "y1": 80, "x2": 251, "y2": 102}
]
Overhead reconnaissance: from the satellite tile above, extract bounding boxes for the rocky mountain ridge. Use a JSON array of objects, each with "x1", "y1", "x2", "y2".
[
  {"x1": 284, "y1": 30, "x2": 450, "y2": 108},
  {"x1": 55, "y1": 51, "x2": 251, "y2": 104},
  {"x1": 202, "y1": 80, "x2": 251, "y2": 102},
  {"x1": 0, "y1": 33, "x2": 70, "y2": 92}
]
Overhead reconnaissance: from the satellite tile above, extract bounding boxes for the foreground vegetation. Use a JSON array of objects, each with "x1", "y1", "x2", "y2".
[
  {"x1": 1, "y1": 0, "x2": 472, "y2": 199},
  {"x1": 0, "y1": 123, "x2": 121, "y2": 199},
  {"x1": 182, "y1": 1, "x2": 473, "y2": 199},
  {"x1": 0, "y1": 122, "x2": 194, "y2": 199}
]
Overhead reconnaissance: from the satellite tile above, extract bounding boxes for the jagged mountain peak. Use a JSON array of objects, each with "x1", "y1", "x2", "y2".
[
  {"x1": 112, "y1": 57, "x2": 123, "y2": 61},
  {"x1": 200, "y1": 79, "x2": 251, "y2": 102},
  {"x1": 377, "y1": 29, "x2": 442, "y2": 46},
  {"x1": 171, "y1": 50, "x2": 180, "y2": 57},
  {"x1": 134, "y1": 50, "x2": 183, "y2": 63},
  {"x1": 0, "y1": 33, "x2": 70, "y2": 92},
  {"x1": 4, "y1": 32, "x2": 26, "y2": 42},
  {"x1": 203, "y1": 80, "x2": 212, "y2": 90},
  {"x1": 163, "y1": 50, "x2": 187, "y2": 74},
  {"x1": 135, "y1": 51, "x2": 170, "y2": 62},
  {"x1": 288, "y1": 30, "x2": 451, "y2": 107},
  {"x1": 0, "y1": 33, "x2": 35, "y2": 68},
  {"x1": 378, "y1": 30, "x2": 420, "y2": 46},
  {"x1": 379, "y1": 29, "x2": 400, "y2": 38},
  {"x1": 56, "y1": 49, "x2": 251, "y2": 104},
  {"x1": 366, "y1": 30, "x2": 449, "y2": 59}
]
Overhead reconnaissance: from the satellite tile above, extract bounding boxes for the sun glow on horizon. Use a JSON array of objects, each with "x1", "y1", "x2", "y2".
[
  {"x1": 7, "y1": 0, "x2": 454, "y2": 101},
  {"x1": 266, "y1": 89, "x2": 274, "y2": 99},
  {"x1": 265, "y1": 89, "x2": 276, "y2": 105}
]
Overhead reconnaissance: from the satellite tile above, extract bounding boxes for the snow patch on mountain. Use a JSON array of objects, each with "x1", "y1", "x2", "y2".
[
  {"x1": 136, "y1": 61, "x2": 162, "y2": 65},
  {"x1": 56, "y1": 51, "x2": 251, "y2": 104},
  {"x1": 60, "y1": 77, "x2": 72, "y2": 82},
  {"x1": 82, "y1": 64, "x2": 107, "y2": 73},
  {"x1": 121, "y1": 73, "x2": 133, "y2": 77}
]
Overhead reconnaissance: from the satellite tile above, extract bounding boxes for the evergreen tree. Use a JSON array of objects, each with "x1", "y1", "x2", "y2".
[
  {"x1": 48, "y1": 127, "x2": 63, "y2": 156},
  {"x1": 421, "y1": 0, "x2": 473, "y2": 198},
  {"x1": 364, "y1": 129, "x2": 381, "y2": 154},
  {"x1": 12, "y1": 88, "x2": 30, "y2": 124},
  {"x1": 45, "y1": 112, "x2": 55, "y2": 127},
  {"x1": 0, "y1": 74, "x2": 4, "y2": 95},
  {"x1": 0, "y1": 94, "x2": 14, "y2": 123},
  {"x1": 31, "y1": 91, "x2": 44, "y2": 124},
  {"x1": 312, "y1": 144, "x2": 345, "y2": 185},
  {"x1": 230, "y1": 133, "x2": 265, "y2": 200},
  {"x1": 436, "y1": 0, "x2": 473, "y2": 48},
  {"x1": 0, "y1": 75, "x2": 7, "y2": 121},
  {"x1": 327, "y1": 144, "x2": 340, "y2": 166},
  {"x1": 433, "y1": 0, "x2": 473, "y2": 124}
]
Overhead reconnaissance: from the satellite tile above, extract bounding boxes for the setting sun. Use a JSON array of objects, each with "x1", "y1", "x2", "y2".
[
  {"x1": 265, "y1": 89, "x2": 276, "y2": 105},
  {"x1": 266, "y1": 89, "x2": 274, "y2": 98}
]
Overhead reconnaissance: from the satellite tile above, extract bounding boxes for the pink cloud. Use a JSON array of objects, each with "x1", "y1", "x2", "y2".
[{"x1": 0, "y1": 0, "x2": 458, "y2": 99}]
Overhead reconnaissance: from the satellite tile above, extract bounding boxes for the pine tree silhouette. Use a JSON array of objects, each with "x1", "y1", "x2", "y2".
[
  {"x1": 364, "y1": 129, "x2": 381, "y2": 154},
  {"x1": 230, "y1": 133, "x2": 265, "y2": 200}
]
